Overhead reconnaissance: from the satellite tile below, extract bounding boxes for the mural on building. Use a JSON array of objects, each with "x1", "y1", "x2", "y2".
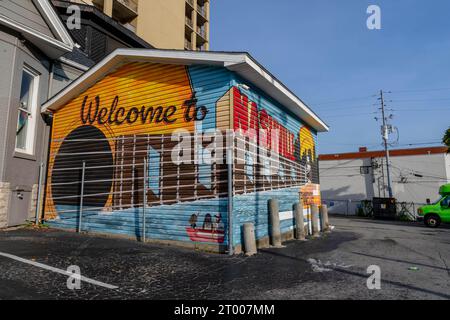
[
  {"x1": 44, "y1": 60, "x2": 320, "y2": 250},
  {"x1": 186, "y1": 212, "x2": 225, "y2": 243},
  {"x1": 299, "y1": 126, "x2": 317, "y2": 182}
]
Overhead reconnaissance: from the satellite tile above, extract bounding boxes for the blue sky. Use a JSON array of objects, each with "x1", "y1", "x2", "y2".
[{"x1": 210, "y1": 0, "x2": 450, "y2": 154}]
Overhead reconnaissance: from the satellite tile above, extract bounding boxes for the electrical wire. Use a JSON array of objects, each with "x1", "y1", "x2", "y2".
[
  {"x1": 390, "y1": 87, "x2": 450, "y2": 94},
  {"x1": 309, "y1": 94, "x2": 377, "y2": 106}
]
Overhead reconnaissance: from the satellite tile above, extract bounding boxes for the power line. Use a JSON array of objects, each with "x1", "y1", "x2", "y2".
[
  {"x1": 317, "y1": 103, "x2": 450, "y2": 112},
  {"x1": 390, "y1": 164, "x2": 449, "y2": 181},
  {"x1": 317, "y1": 104, "x2": 373, "y2": 111},
  {"x1": 319, "y1": 142, "x2": 381, "y2": 146},
  {"x1": 393, "y1": 107, "x2": 450, "y2": 112},
  {"x1": 310, "y1": 94, "x2": 377, "y2": 106},
  {"x1": 322, "y1": 107, "x2": 450, "y2": 118},
  {"x1": 391, "y1": 98, "x2": 450, "y2": 103},
  {"x1": 324, "y1": 112, "x2": 378, "y2": 118},
  {"x1": 395, "y1": 141, "x2": 442, "y2": 147},
  {"x1": 310, "y1": 86, "x2": 450, "y2": 108},
  {"x1": 390, "y1": 87, "x2": 450, "y2": 94}
]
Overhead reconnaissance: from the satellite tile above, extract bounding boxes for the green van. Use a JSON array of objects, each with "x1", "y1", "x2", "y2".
[{"x1": 418, "y1": 184, "x2": 450, "y2": 228}]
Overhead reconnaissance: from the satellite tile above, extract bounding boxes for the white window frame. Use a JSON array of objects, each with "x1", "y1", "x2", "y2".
[
  {"x1": 245, "y1": 149, "x2": 254, "y2": 182},
  {"x1": 15, "y1": 66, "x2": 40, "y2": 155}
]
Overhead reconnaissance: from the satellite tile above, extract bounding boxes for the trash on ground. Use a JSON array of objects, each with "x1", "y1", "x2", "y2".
[{"x1": 307, "y1": 258, "x2": 352, "y2": 273}]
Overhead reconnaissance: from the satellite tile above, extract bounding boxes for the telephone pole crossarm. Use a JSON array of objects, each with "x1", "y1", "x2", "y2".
[{"x1": 379, "y1": 90, "x2": 393, "y2": 198}]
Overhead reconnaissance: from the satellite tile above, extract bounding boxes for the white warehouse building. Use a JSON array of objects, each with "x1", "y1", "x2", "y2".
[{"x1": 319, "y1": 146, "x2": 450, "y2": 216}]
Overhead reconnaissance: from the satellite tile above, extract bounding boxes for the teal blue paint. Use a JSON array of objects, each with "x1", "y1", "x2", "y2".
[
  {"x1": 49, "y1": 197, "x2": 229, "y2": 245},
  {"x1": 232, "y1": 188, "x2": 300, "y2": 246},
  {"x1": 148, "y1": 146, "x2": 160, "y2": 195},
  {"x1": 245, "y1": 151, "x2": 254, "y2": 182},
  {"x1": 198, "y1": 164, "x2": 212, "y2": 189},
  {"x1": 47, "y1": 66, "x2": 321, "y2": 253},
  {"x1": 228, "y1": 71, "x2": 320, "y2": 247},
  {"x1": 188, "y1": 65, "x2": 232, "y2": 131}
]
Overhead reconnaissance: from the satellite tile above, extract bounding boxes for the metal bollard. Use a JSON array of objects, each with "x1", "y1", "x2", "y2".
[
  {"x1": 243, "y1": 223, "x2": 257, "y2": 256},
  {"x1": 320, "y1": 204, "x2": 330, "y2": 232},
  {"x1": 294, "y1": 201, "x2": 306, "y2": 240},
  {"x1": 311, "y1": 204, "x2": 320, "y2": 238},
  {"x1": 269, "y1": 199, "x2": 282, "y2": 247}
]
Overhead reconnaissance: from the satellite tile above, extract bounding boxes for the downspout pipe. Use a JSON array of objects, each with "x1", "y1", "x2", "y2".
[{"x1": 227, "y1": 133, "x2": 234, "y2": 255}]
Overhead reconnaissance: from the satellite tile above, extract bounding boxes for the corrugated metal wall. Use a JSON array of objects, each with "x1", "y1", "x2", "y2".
[
  {"x1": 45, "y1": 62, "x2": 233, "y2": 251},
  {"x1": 228, "y1": 75, "x2": 320, "y2": 248},
  {"x1": 44, "y1": 60, "x2": 321, "y2": 253}
]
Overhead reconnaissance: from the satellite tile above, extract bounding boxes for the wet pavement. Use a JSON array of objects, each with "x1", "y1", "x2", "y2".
[{"x1": 0, "y1": 216, "x2": 449, "y2": 300}]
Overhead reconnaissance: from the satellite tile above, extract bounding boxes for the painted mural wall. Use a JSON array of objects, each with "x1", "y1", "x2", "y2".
[
  {"x1": 44, "y1": 60, "x2": 320, "y2": 252},
  {"x1": 228, "y1": 80, "x2": 320, "y2": 247},
  {"x1": 45, "y1": 62, "x2": 233, "y2": 249}
]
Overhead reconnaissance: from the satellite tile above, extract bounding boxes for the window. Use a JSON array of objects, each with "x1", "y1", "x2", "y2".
[
  {"x1": 441, "y1": 197, "x2": 450, "y2": 208},
  {"x1": 198, "y1": 145, "x2": 212, "y2": 189},
  {"x1": 245, "y1": 149, "x2": 254, "y2": 182},
  {"x1": 148, "y1": 146, "x2": 161, "y2": 195},
  {"x1": 291, "y1": 165, "x2": 296, "y2": 180},
  {"x1": 263, "y1": 157, "x2": 271, "y2": 182},
  {"x1": 279, "y1": 164, "x2": 285, "y2": 181},
  {"x1": 199, "y1": 162, "x2": 212, "y2": 189},
  {"x1": 16, "y1": 67, "x2": 39, "y2": 154}
]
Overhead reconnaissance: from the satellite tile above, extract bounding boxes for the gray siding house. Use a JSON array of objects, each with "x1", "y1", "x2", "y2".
[
  {"x1": 0, "y1": 0, "x2": 154, "y2": 228},
  {"x1": 0, "y1": 0, "x2": 82, "y2": 227}
]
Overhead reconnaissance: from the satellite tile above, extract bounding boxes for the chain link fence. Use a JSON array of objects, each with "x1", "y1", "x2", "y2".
[{"x1": 322, "y1": 199, "x2": 426, "y2": 222}]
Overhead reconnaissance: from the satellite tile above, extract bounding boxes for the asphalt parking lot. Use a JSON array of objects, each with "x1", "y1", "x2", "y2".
[{"x1": 0, "y1": 216, "x2": 449, "y2": 300}]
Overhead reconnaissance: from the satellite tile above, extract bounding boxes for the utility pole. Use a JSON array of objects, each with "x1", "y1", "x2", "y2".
[{"x1": 379, "y1": 90, "x2": 393, "y2": 198}]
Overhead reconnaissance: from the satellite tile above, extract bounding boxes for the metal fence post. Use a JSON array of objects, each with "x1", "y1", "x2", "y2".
[
  {"x1": 142, "y1": 158, "x2": 147, "y2": 243},
  {"x1": 227, "y1": 132, "x2": 234, "y2": 256},
  {"x1": 35, "y1": 162, "x2": 44, "y2": 225},
  {"x1": 77, "y1": 161, "x2": 86, "y2": 233}
]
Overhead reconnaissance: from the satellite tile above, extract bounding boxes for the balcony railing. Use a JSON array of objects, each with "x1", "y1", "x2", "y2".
[
  {"x1": 196, "y1": 26, "x2": 206, "y2": 38},
  {"x1": 186, "y1": 0, "x2": 194, "y2": 7},
  {"x1": 197, "y1": 5, "x2": 207, "y2": 17},
  {"x1": 184, "y1": 39, "x2": 193, "y2": 50},
  {"x1": 197, "y1": 44, "x2": 206, "y2": 51},
  {"x1": 116, "y1": 0, "x2": 138, "y2": 13},
  {"x1": 185, "y1": 16, "x2": 193, "y2": 28}
]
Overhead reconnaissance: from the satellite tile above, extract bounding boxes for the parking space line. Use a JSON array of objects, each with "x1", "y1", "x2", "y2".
[{"x1": 0, "y1": 251, "x2": 118, "y2": 290}]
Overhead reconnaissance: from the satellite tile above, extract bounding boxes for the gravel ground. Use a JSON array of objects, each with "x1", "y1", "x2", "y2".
[{"x1": 0, "y1": 216, "x2": 449, "y2": 300}]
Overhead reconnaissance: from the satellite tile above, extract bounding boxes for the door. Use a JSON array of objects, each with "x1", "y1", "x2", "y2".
[
  {"x1": 7, "y1": 186, "x2": 32, "y2": 227},
  {"x1": 440, "y1": 196, "x2": 450, "y2": 223}
]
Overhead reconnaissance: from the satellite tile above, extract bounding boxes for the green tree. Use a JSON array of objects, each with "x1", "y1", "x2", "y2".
[{"x1": 444, "y1": 127, "x2": 450, "y2": 152}]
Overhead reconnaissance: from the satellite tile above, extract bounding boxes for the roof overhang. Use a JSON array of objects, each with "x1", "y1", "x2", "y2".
[
  {"x1": 41, "y1": 49, "x2": 329, "y2": 132},
  {"x1": 0, "y1": 0, "x2": 74, "y2": 59}
]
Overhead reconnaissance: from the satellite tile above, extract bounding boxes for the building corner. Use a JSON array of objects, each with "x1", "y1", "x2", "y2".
[{"x1": 0, "y1": 182, "x2": 11, "y2": 228}]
